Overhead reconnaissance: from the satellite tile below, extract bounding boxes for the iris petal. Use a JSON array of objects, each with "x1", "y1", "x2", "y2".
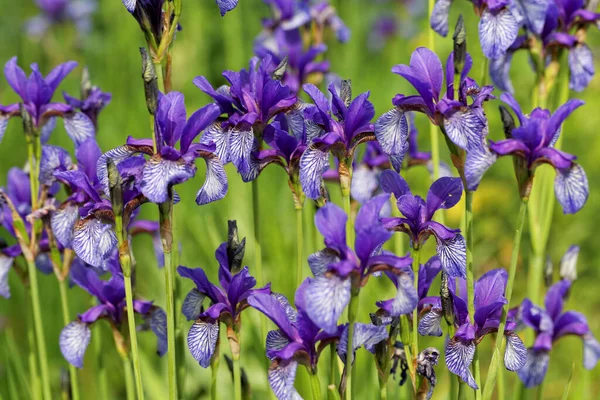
[
  {"x1": 583, "y1": 336, "x2": 600, "y2": 370},
  {"x1": 73, "y1": 218, "x2": 117, "y2": 268},
  {"x1": 63, "y1": 112, "x2": 95, "y2": 147},
  {"x1": 268, "y1": 359, "x2": 299, "y2": 400},
  {"x1": 266, "y1": 330, "x2": 291, "y2": 360},
  {"x1": 182, "y1": 288, "x2": 206, "y2": 321},
  {"x1": 374, "y1": 108, "x2": 409, "y2": 156},
  {"x1": 305, "y1": 275, "x2": 351, "y2": 334},
  {"x1": 141, "y1": 156, "x2": 196, "y2": 204},
  {"x1": 443, "y1": 109, "x2": 487, "y2": 151},
  {"x1": 299, "y1": 145, "x2": 330, "y2": 200},
  {"x1": 478, "y1": 8, "x2": 519, "y2": 60},
  {"x1": 195, "y1": 154, "x2": 228, "y2": 205},
  {"x1": 149, "y1": 308, "x2": 168, "y2": 357},
  {"x1": 433, "y1": 230, "x2": 467, "y2": 279},
  {"x1": 0, "y1": 255, "x2": 13, "y2": 298},
  {"x1": 418, "y1": 308, "x2": 443, "y2": 337},
  {"x1": 51, "y1": 203, "x2": 79, "y2": 248},
  {"x1": 430, "y1": 0, "x2": 452, "y2": 36},
  {"x1": 39, "y1": 145, "x2": 72, "y2": 186},
  {"x1": 517, "y1": 349, "x2": 549, "y2": 388},
  {"x1": 465, "y1": 144, "x2": 497, "y2": 191},
  {"x1": 504, "y1": 333, "x2": 527, "y2": 371},
  {"x1": 554, "y1": 163, "x2": 588, "y2": 214},
  {"x1": 569, "y1": 44, "x2": 594, "y2": 92},
  {"x1": 187, "y1": 319, "x2": 219, "y2": 368},
  {"x1": 337, "y1": 323, "x2": 388, "y2": 362},
  {"x1": 307, "y1": 249, "x2": 339, "y2": 278},
  {"x1": 200, "y1": 123, "x2": 230, "y2": 163},
  {"x1": 446, "y1": 338, "x2": 477, "y2": 389},
  {"x1": 228, "y1": 128, "x2": 255, "y2": 175},
  {"x1": 59, "y1": 321, "x2": 91, "y2": 369},
  {"x1": 376, "y1": 273, "x2": 418, "y2": 317}
]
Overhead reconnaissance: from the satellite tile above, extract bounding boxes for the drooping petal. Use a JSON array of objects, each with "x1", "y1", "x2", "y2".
[
  {"x1": 554, "y1": 164, "x2": 588, "y2": 214},
  {"x1": 188, "y1": 319, "x2": 219, "y2": 368},
  {"x1": 418, "y1": 308, "x2": 443, "y2": 337},
  {"x1": 268, "y1": 360, "x2": 300, "y2": 400},
  {"x1": 200, "y1": 123, "x2": 230, "y2": 163},
  {"x1": 195, "y1": 152, "x2": 228, "y2": 205},
  {"x1": 228, "y1": 128, "x2": 255, "y2": 175},
  {"x1": 425, "y1": 177, "x2": 463, "y2": 218},
  {"x1": 122, "y1": 0, "x2": 136, "y2": 12},
  {"x1": 504, "y1": 333, "x2": 527, "y2": 371},
  {"x1": 216, "y1": 0, "x2": 239, "y2": 16},
  {"x1": 443, "y1": 109, "x2": 487, "y2": 151},
  {"x1": 465, "y1": 144, "x2": 497, "y2": 191},
  {"x1": 148, "y1": 308, "x2": 168, "y2": 357},
  {"x1": 583, "y1": 336, "x2": 600, "y2": 370},
  {"x1": 266, "y1": 330, "x2": 292, "y2": 360},
  {"x1": 427, "y1": 222, "x2": 466, "y2": 279},
  {"x1": 509, "y1": 0, "x2": 548, "y2": 35},
  {"x1": 569, "y1": 44, "x2": 594, "y2": 92},
  {"x1": 518, "y1": 349, "x2": 550, "y2": 388},
  {"x1": 59, "y1": 321, "x2": 91, "y2": 369},
  {"x1": 374, "y1": 108, "x2": 409, "y2": 156},
  {"x1": 63, "y1": 112, "x2": 95, "y2": 147},
  {"x1": 248, "y1": 293, "x2": 298, "y2": 341},
  {"x1": 337, "y1": 323, "x2": 388, "y2": 362},
  {"x1": 72, "y1": 218, "x2": 117, "y2": 268},
  {"x1": 376, "y1": 273, "x2": 418, "y2": 317},
  {"x1": 0, "y1": 255, "x2": 13, "y2": 298},
  {"x1": 299, "y1": 144, "x2": 330, "y2": 200},
  {"x1": 559, "y1": 245, "x2": 579, "y2": 282},
  {"x1": 490, "y1": 52, "x2": 514, "y2": 93},
  {"x1": 445, "y1": 338, "x2": 478, "y2": 389},
  {"x1": 97, "y1": 146, "x2": 146, "y2": 196},
  {"x1": 554, "y1": 311, "x2": 590, "y2": 339},
  {"x1": 182, "y1": 288, "x2": 206, "y2": 321},
  {"x1": 39, "y1": 145, "x2": 73, "y2": 186},
  {"x1": 430, "y1": 0, "x2": 452, "y2": 36},
  {"x1": 51, "y1": 203, "x2": 79, "y2": 248},
  {"x1": 478, "y1": 8, "x2": 519, "y2": 60},
  {"x1": 140, "y1": 156, "x2": 196, "y2": 204},
  {"x1": 305, "y1": 275, "x2": 351, "y2": 334},
  {"x1": 307, "y1": 249, "x2": 339, "y2": 278},
  {"x1": 350, "y1": 164, "x2": 379, "y2": 204}
]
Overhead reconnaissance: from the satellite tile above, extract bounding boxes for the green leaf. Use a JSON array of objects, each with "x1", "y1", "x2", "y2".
[
  {"x1": 562, "y1": 362, "x2": 575, "y2": 400},
  {"x1": 482, "y1": 347, "x2": 501, "y2": 400}
]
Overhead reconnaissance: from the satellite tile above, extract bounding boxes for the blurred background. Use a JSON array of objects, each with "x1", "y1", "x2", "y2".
[{"x1": 0, "y1": 0, "x2": 599, "y2": 399}]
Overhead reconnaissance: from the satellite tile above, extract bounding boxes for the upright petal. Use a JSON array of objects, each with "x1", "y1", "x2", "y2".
[
  {"x1": 268, "y1": 360, "x2": 300, "y2": 400},
  {"x1": 474, "y1": 269, "x2": 508, "y2": 311},
  {"x1": 51, "y1": 203, "x2": 79, "y2": 248},
  {"x1": 392, "y1": 48, "x2": 443, "y2": 112},
  {"x1": 63, "y1": 112, "x2": 95, "y2": 147},
  {"x1": 426, "y1": 177, "x2": 463, "y2": 218},
  {"x1": 45, "y1": 61, "x2": 78, "y2": 94},
  {"x1": 478, "y1": 8, "x2": 519, "y2": 60},
  {"x1": 354, "y1": 194, "x2": 392, "y2": 263},
  {"x1": 73, "y1": 218, "x2": 117, "y2": 268},
  {"x1": 418, "y1": 307, "x2": 443, "y2": 337},
  {"x1": 374, "y1": 108, "x2": 409, "y2": 156},
  {"x1": 248, "y1": 293, "x2": 298, "y2": 340},
  {"x1": 380, "y1": 169, "x2": 411, "y2": 199},
  {"x1": 518, "y1": 349, "x2": 549, "y2": 388},
  {"x1": 299, "y1": 144, "x2": 330, "y2": 200},
  {"x1": 188, "y1": 320, "x2": 219, "y2": 368},
  {"x1": 554, "y1": 164, "x2": 588, "y2": 214},
  {"x1": 180, "y1": 103, "x2": 221, "y2": 154},
  {"x1": 446, "y1": 338, "x2": 477, "y2": 388},
  {"x1": 4, "y1": 57, "x2": 28, "y2": 100},
  {"x1": 182, "y1": 288, "x2": 206, "y2": 321},
  {"x1": 504, "y1": 333, "x2": 527, "y2": 371},
  {"x1": 59, "y1": 321, "x2": 91, "y2": 369},
  {"x1": 546, "y1": 99, "x2": 584, "y2": 145},
  {"x1": 430, "y1": 0, "x2": 452, "y2": 36},
  {"x1": 140, "y1": 156, "x2": 196, "y2": 204},
  {"x1": 305, "y1": 275, "x2": 351, "y2": 334},
  {"x1": 0, "y1": 255, "x2": 12, "y2": 298},
  {"x1": 569, "y1": 44, "x2": 594, "y2": 92},
  {"x1": 195, "y1": 153, "x2": 228, "y2": 205}
]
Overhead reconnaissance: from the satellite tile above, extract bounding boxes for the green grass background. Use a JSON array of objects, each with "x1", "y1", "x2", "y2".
[{"x1": 1, "y1": 0, "x2": 599, "y2": 399}]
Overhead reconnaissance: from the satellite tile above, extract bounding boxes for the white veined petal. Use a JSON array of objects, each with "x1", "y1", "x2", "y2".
[
  {"x1": 59, "y1": 321, "x2": 91, "y2": 368},
  {"x1": 187, "y1": 319, "x2": 219, "y2": 368}
]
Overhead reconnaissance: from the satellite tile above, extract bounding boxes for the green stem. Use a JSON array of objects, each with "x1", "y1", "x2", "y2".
[
  {"x1": 210, "y1": 342, "x2": 220, "y2": 400},
  {"x1": 154, "y1": 61, "x2": 165, "y2": 93},
  {"x1": 25, "y1": 303, "x2": 42, "y2": 400},
  {"x1": 427, "y1": 0, "x2": 441, "y2": 183},
  {"x1": 480, "y1": 57, "x2": 489, "y2": 87},
  {"x1": 344, "y1": 291, "x2": 360, "y2": 400},
  {"x1": 342, "y1": 191, "x2": 353, "y2": 245},
  {"x1": 124, "y1": 274, "x2": 144, "y2": 400},
  {"x1": 232, "y1": 353, "x2": 242, "y2": 400},
  {"x1": 122, "y1": 355, "x2": 135, "y2": 400},
  {"x1": 464, "y1": 190, "x2": 481, "y2": 399},
  {"x1": 251, "y1": 179, "x2": 268, "y2": 350},
  {"x1": 58, "y1": 279, "x2": 80, "y2": 400},
  {"x1": 25, "y1": 258, "x2": 51, "y2": 400},
  {"x1": 296, "y1": 207, "x2": 305, "y2": 287},
  {"x1": 497, "y1": 363, "x2": 505, "y2": 400},
  {"x1": 308, "y1": 367, "x2": 322, "y2": 400},
  {"x1": 410, "y1": 247, "x2": 420, "y2": 359},
  {"x1": 483, "y1": 199, "x2": 528, "y2": 396},
  {"x1": 329, "y1": 342, "x2": 337, "y2": 389}
]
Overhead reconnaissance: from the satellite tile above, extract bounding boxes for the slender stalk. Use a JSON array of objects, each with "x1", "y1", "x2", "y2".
[
  {"x1": 344, "y1": 291, "x2": 360, "y2": 400},
  {"x1": 58, "y1": 279, "x2": 80, "y2": 400},
  {"x1": 24, "y1": 258, "x2": 51, "y2": 400},
  {"x1": 154, "y1": 61, "x2": 165, "y2": 93},
  {"x1": 231, "y1": 349, "x2": 242, "y2": 400},
  {"x1": 159, "y1": 200, "x2": 178, "y2": 400},
  {"x1": 329, "y1": 342, "x2": 337, "y2": 389},
  {"x1": 308, "y1": 368, "x2": 322, "y2": 400},
  {"x1": 427, "y1": 0, "x2": 442, "y2": 183},
  {"x1": 464, "y1": 190, "x2": 481, "y2": 398},
  {"x1": 210, "y1": 337, "x2": 220, "y2": 400},
  {"x1": 122, "y1": 355, "x2": 136, "y2": 400},
  {"x1": 483, "y1": 199, "x2": 528, "y2": 395},
  {"x1": 26, "y1": 293, "x2": 42, "y2": 400},
  {"x1": 410, "y1": 247, "x2": 420, "y2": 358},
  {"x1": 342, "y1": 192, "x2": 353, "y2": 245},
  {"x1": 296, "y1": 207, "x2": 305, "y2": 287},
  {"x1": 123, "y1": 274, "x2": 144, "y2": 400}
]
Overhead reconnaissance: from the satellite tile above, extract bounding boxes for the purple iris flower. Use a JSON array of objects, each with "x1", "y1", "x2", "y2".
[
  {"x1": 375, "y1": 48, "x2": 494, "y2": 163},
  {"x1": 304, "y1": 194, "x2": 414, "y2": 334},
  {"x1": 380, "y1": 170, "x2": 467, "y2": 279},
  {"x1": 25, "y1": 0, "x2": 96, "y2": 38},
  {"x1": 309, "y1": 1, "x2": 350, "y2": 43},
  {"x1": 349, "y1": 142, "x2": 392, "y2": 205},
  {"x1": 368, "y1": 15, "x2": 398, "y2": 51},
  {"x1": 213, "y1": 0, "x2": 239, "y2": 16},
  {"x1": 63, "y1": 71, "x2": 112, "y2": 128},
  {"x1": 249, "y1": 281, "x2": 387, "y2": 400},
  {"x1": 59, "y1": 259, "x2": 167, "y2": 368},
  {"x1": 98, "y1": 91, "x2": 227, "y2": 205},
  {"x1": 299, "y1": 82, "x2": 378, "y2": 199},
  {"x1": 194, "y1": 56, "x2": 297, "y2": 182},
  {"x1": 467, "y1": 93, "x2": 588, "y2": 214},
  {"x1": 177, "y1": 232, "x2": 270, "y2": 368},
  {"x1": 419, "y1": 269, "x2": 527, "y2": 388},
  {"x1": 517, "y1": 278, "x2": 600, "y2": 387},
  {"x1": 431, "y1": 0, "x2": 525, "y2": 60},
  {"x1": 492, "y1": 1, "x2": 600, "y2": 93},
  {"x1": 1, "y1": 57, "x2": 95, "y2": 146}
]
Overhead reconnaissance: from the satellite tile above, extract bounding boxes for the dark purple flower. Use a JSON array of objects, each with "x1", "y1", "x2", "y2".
[
  {"x1": 194, "y1": 56, "x2": 297, "y2": 182},
  {"x1": 467, "y1": 93, "x2": 588, "y2": 214},
  {"x1": 368, "y1": 15, "x2": 398, "y2": 51},
  {"x1": 299, "y1": 81, "x2": 377, "y2": 199},
  {"x1": 63, "y1": 72, "x2": 111, "y2": 128},
  {"x1": 1, "y1": 57, "x2": 95, "y2": 146},
  {"x1": 25, "y1": 0, "x2": 96, "y2": 37},
  {"x1": 214, "y1": 0, "x2": 238, "y2": 16},
  {"x1": 517, "y1": 279, "x2": 600, "y2": 387},
  {"x1": 381, "y1": 170, "x2": 467, "y2": 279},
  {"x1": 305, "y1": 194, "x2": 413, "y2": 334},
  {"x1": 309, "y1": 1, "x2": 350, "y2": 43},
  {"x1": 59, "y1": 260, "x2": 167, "y2": 368},
  {"x1": 375, "y1": 48, "x2": 494, "y2": 164},
  {"x1": 178, "y1": 233, "x2": 269, "y2": 368}
]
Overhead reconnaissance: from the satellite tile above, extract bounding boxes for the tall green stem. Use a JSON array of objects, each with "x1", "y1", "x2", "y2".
[
  {"x1": 159, "y1": 198, "x2": 178, "y2": 400},
  {"x1": 26, "y1": 296, "x2": 42, "y2": 400},
  {"x1": 427, "y1": 0, "x2": 441, "y2": 183},
  {"x1": 308, "y1": 367, "x2": 322, "y2": 400},
  {"x1": 342, "y1": 192, "x2": 353, "y2": 244},
  {"x1": 344, "y1": 291, "x2": 360, "y2": 400},
  {"x1": 296, "y1": 207, "x2": 305, "y2": 287},
  {"x1": 25, "y1": 258, "x2": 51, "y2": 400},
  {"x1": 483, "y1": 199, "x2": 528, "y2": 397},
  {"x1": 229, "y1": 331, "x2": 242, "y2": 400},
  {"x1": 251, "y1": 180, "x2": 268, "y2": 351},
  {"x1": 210, "y1": 337, "x2": 220, "y2": 400},
  {"x1": 122, "y1": 355, "x2": 135, "y2": 400},
  {"x1": 464, "y1": 190, "x2": 481, "y2": 398},
  {"x1": 154, "y1": 61, "x2": 165, "y2": 93},
  {"x1": 58, "y1": 279, "x2": 80, "y2": 400},
  {"x1": 410, "y1": 247, "x2": 420, "y2": 359}
]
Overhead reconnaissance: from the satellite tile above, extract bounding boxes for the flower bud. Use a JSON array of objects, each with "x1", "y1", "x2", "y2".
[
  {"x1": 107, "y1": 159, "x2": 123, "y2": 217},
  {"x1": 499, "y1": 105, "x2": 515, "y2": 139},
  {"x1": 140, "y1": 47, "x2": 159, "y2": 115},
  {"x1": 453, "y1": 15, "x2": 467, "y2": 76},
  {"x1": 227, "y1": 220, "x2": 246, "y2": 273},
  {"x1": 440, "y1": 271, "x2": 455, "y2": 327},
  {"x1": 544, "y1": 255, "x2": 553, "y2": 288},
  {"x1": 559, "y1": 245, "x2": 579, "y2": 283},
  {"x1": 341, "y1": 79, "x2": 352, "y2": 107},
  {"x1": 20, "y1": 104, "x2": 34, "y2": 136},
  {"x1": 271, "y1": 57, "x2": 288, "y2": 81},
  {"x1": 81, "y1": 66, "x2": 92, "y2": 100}
]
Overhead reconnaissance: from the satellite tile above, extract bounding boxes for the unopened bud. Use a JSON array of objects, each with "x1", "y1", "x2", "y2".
[
  {"x1": 272, "y1": 57, "x2": 288, "y2": 81},
  {"x1": 559, "y1": 245, "x2": 579, "y2": 282},
  {"x1": 499, "y1": 105, "x2": 515, "y2": 139},
  {"x1": 20, "y1": 104, "x2": 34, "y2": 137},
  {"x1": 544, "y1": 255, "x2": 553, "y2": 288},
  {"x1": 341, "y1": 79, "x2": 352, "y2": 107},
  {"x1": 140, "y1": 47, "x2": 159, "y2": 115},
  {"x1": 107, "y1": 159, "x2": 123, "y2": 217},
  {"x1": 453, "y1": 15, "x2": 467, "y2": 76},
  {"x1": 440, "y1": 272, "x2": 455, "y2": 327},
  {"x1": 81, "y1": 66, "x2": 92, "y2": 100},
  {"x1": 227, "y1": 220, "x2": 246, "y2": 273}
]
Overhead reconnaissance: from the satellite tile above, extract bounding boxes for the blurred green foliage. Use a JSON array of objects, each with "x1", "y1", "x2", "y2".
[{"x1": 1, "y1": 0, "x2": 599, "y2": 399}]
